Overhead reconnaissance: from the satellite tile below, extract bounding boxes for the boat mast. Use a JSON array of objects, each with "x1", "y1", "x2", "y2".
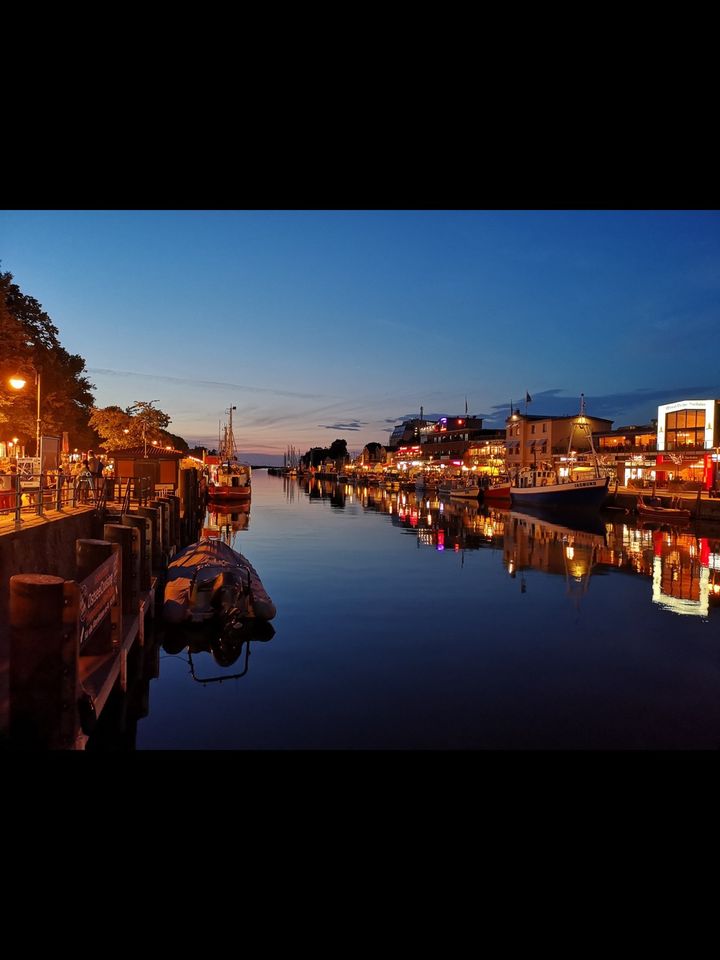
[
  {"x1": 225, "y1": 405, "x2": 238, "y2": 462},
  {"x1": 568, "y1": 393, "x2": 600, "y2": 478}
]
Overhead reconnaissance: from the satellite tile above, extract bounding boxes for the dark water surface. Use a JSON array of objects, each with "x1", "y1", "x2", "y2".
[{"x1": 131, "y1": 471, "x2": 720, "y2": 749}]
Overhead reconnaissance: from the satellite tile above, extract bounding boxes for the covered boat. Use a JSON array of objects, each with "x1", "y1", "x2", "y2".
[{"x1": 163, "y1": 537, "x2": 276, "y2": 626}]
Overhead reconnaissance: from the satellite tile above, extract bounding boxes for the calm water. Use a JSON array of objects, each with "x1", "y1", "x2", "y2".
[{"x1": 126, "y1": 470, "x2": 720, "y2": 750}]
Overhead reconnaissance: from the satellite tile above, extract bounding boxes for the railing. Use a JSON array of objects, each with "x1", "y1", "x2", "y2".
[{"x1": 0, "y1": 472, "x2": 161, "y2": 523}]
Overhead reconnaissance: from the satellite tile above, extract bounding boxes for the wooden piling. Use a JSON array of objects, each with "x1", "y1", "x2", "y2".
[
  {"x1": 103, "y1": 523, "x2": 139, "y2": 616},
  {"x1": 122, "y1": 514, "x2": 151, "y2": 590},
  {"x1": 9, "y1": 574, "x2": 79, "y2": 749},
  {"x1": 150, "y1": 499, "x2": 170, "y2": 557},
  {"x1": 135, "y1": 505, "x2": 161, "y2": 569}
]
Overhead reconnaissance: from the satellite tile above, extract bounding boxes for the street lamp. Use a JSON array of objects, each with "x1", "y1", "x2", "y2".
[{"x1": 8, "y1": 367, "x2": 41, "y2": 457}]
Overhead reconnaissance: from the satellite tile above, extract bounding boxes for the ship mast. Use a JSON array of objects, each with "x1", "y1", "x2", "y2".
[
  {"x1": 223, "y1": 405, "x2": 238, "y2": 462},
  {"x1": 568, "y1": 393, "x2": 600, "y2": 478}
]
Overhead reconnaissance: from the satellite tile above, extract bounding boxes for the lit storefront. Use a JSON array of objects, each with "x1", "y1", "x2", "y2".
[{"x1": 655, "y1": 399, "x2": 719, "y2": 490}]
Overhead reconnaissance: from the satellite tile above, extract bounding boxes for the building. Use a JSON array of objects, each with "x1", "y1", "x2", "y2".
[
  {"x1": 104, "y1": 444, "x2": 185, "y2": 493},
  {"x1": 504, "y1": 410, "x2": 614, "y2": 476},
  {"x1": 655, "y1": 398, "x2": 719, "y2": 490},
  {"x1": 417, "y1": 416, "x2": 504, "y2": 468}
]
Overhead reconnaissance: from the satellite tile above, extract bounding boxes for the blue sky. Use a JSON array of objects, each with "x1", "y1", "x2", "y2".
[{"x1": 2, "y1": 209, "x2": 719, "y2": 463}]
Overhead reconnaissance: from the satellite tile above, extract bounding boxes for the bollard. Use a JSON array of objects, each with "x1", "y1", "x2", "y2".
[
  {"x1": 167, "y1": 495, "x2": 182, "y2": 547},
  {"x1": 75, "y1": 539, "x2": 122, "y2": 654},
  {"x1": 122, "y1": 514, "x2": 151, "y2": 590},
  {"x1": 135, "y1": 505, "x2": 161, "y2": 570},
  {"x1": 150, "y1": 499, "x2": 170, "y2": 558},
  {"x1": 10, "y1": 574, "x2": 78, "y2": 749},
  {"x1": 154, "y1": 497, "x2": 175, "y2": 549},
  {"x1": 103, "y1": 523, "x2": 139, "y2": 616}
]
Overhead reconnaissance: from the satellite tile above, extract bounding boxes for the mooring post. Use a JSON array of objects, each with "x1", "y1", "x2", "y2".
[
  {"x1": 103, "y1": 523, "x2": 139, "y2": 616},
  {"x1": 9, "y1": 573, "x2": 79, "y2": 749},
  {"x1": 121, "y1": 514, "x2": 151, "y2": 590},
  {"x1": 135, "y1": 505, "x2": 161, "y2": 571},
  {"x1": 75, "y1": 539, "x2": 121, "y2": 653},
  {"x1": 150, "y1": 499, "x2": 170, "y2": 560}
]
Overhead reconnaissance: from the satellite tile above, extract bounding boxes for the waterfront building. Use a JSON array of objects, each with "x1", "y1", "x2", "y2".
[
  {"x1": 418, "y1": 416, "x2": 504, "y2": 472},
  {"x1": 593, "y1": 399, "x2": 720, "y2": 490},
  {"x1": 655, "y1": 398, "x2": 719, "y2": 491},
  {"x1": 387, "y1": 417, "x2": 433, "y2": 450},
  {"x1": 504, "y1": 410, "x2": 613, "y2": 476}
]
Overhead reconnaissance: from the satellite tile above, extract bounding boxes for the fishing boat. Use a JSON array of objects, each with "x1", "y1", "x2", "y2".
[
  {"x1": 636, "y1": 496, "x2": 691, "y2": 523},
  {"x1": 510, "y1": 395, "x2": 609, "y2": 510},
  {"x1": 163, "y1": 537, "x2": 276, "y2": 627},
  {"x1": 207, "y1": 404, "x2": 252, "y2": 502}
]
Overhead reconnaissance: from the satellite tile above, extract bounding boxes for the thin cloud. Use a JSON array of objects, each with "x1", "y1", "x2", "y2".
[
  {"x1": 318, "y1": 421, "x2": 366, "y2": 431},
  {"x1": 88, "y1": 367, "x2": 331, "y2": 401}
]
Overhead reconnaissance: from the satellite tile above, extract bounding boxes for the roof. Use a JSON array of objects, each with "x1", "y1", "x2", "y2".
[{"x1": 104, "y1": 445, "x2": 186, "y2": 459}]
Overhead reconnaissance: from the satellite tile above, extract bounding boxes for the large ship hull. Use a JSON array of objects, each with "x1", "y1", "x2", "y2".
[{"x1": 510, "y1": 476, "x2": 609, "y2": 509}]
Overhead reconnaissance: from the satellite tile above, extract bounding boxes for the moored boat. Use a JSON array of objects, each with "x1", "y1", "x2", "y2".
[
  {"x1": 511, "y1": 471, "x2": 609, "y2": 508},
  {"x1": 482, "y1": 478, "x2": 512, "y2": 501},
  {"x1": 509, "y1": 395, "x2": 609, "y2": 511},
  {"x1": 636, "y1": 496, "x2": 691, "y2": 523},
  {"x1": 207, "y1": 403, "x2": 252, "y2": 502},
  {"x1": 163, "y1": 537, "x2": 276, "y2": 626},
  {"x1": 439, "y1": 478, "x2": 480, "y2": 498}
]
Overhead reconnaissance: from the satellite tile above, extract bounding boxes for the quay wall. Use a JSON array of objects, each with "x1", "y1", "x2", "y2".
[{"x1": 0, "y1": 511, "x2": 100, "y2": 642}]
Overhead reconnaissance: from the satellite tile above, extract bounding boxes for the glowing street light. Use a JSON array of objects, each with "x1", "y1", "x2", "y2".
[{"x1": 8, "y1": 368, "x2": 41, "y2": 457}]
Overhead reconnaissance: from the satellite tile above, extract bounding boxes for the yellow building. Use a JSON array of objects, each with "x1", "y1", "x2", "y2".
[{"x1": 505, "y1": 411, "x2": 613, "y2": 474}]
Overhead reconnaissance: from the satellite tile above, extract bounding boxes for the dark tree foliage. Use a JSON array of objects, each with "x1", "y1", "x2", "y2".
[
  {"x1": 0, "y1": 270, "x2": 98, "y2": 453},
  {"x1": 300, "y1": 438, "x2": 349, "y2": 468}
]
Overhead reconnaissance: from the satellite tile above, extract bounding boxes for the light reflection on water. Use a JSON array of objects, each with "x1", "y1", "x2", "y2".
[{"x1": 130, "y1": 471, "x2": 720, "y2": 750}]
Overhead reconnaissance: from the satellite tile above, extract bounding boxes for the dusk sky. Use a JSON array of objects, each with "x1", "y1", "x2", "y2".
[{"x1": 2, "y1": 209, "x2": 718, "y2": 464}]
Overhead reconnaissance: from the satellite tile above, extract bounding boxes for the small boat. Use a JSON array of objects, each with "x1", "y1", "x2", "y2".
[
  {"x1": 636, "y1": 496, "x2": 691, "y2": 523},
  {"x1": 482, "y1": 478, "x2": 512, "y2": 501},
  {"x1": 438, "y1": 478, "x2": 480, "y2": 499},
  {"x1": 163, "y1": 537, "x2": 276, "y2": 627}
]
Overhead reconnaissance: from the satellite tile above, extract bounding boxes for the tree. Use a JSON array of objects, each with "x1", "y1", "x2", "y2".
[
  {"x1": 0, "y1": 270, "x2": 98, "y2": 453},
  {"x1": 89, "y1": 400, "x2": 180, "y2": 452}
]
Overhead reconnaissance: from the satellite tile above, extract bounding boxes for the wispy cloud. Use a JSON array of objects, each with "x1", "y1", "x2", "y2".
[
  {"x1": 88, "y1": 367, "x2": 331, "y2": 401},
  {"x1": 318, "y1": 421, "x2": 366, "y2": 431}
]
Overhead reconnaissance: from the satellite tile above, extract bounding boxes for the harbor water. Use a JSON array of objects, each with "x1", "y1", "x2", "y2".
[{"x1": 126, "y1": 470, "x2": 720, "y2": 749}]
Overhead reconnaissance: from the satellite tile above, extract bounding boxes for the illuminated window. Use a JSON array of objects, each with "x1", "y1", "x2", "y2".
[{"x1": 665, "y1": 408, "x2": 705, "y2": 449}]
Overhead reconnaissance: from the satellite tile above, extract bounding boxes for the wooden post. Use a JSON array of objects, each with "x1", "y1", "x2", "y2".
[
  {"x1": 103, "y1": 524, "x2": 139, "y2": 616},
  {"x1": 9, "y1": 574, "x2": 79, "y2": 749},
  {"x1": 122, "y1": 514, "x2": 151, "y2": 590},
  {"x1": 167, "y1": 495, "x2": 182, "y2": 547},
  {"x1": 155, "y1": 496, "x2": 175, "y2": 548},
  {"x1": 136, "y1": 505, "x2": 161, "y2": 570},
  {"x1": 75, "y1": 539, "x2": 121, "y2": 653},
  {"x1": 150, "y1": 499, "x2": 170, "y2": 559}
]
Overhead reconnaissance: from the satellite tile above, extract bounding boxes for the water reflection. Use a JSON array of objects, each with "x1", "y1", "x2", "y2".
[
  {"x1": 162, "y1": 618, "x2": 275, "y2": 683},
  {"x1": 288, "y1": 477, "x2": 720, "y2": 618},
  {"x1": 203, "y1": 503, "x2": 251, "y2": 549}
]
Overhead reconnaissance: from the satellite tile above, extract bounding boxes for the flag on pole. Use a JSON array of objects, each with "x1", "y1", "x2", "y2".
[{"x1": 525, "y1": 392, "x2": 532, "y2": 404}]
